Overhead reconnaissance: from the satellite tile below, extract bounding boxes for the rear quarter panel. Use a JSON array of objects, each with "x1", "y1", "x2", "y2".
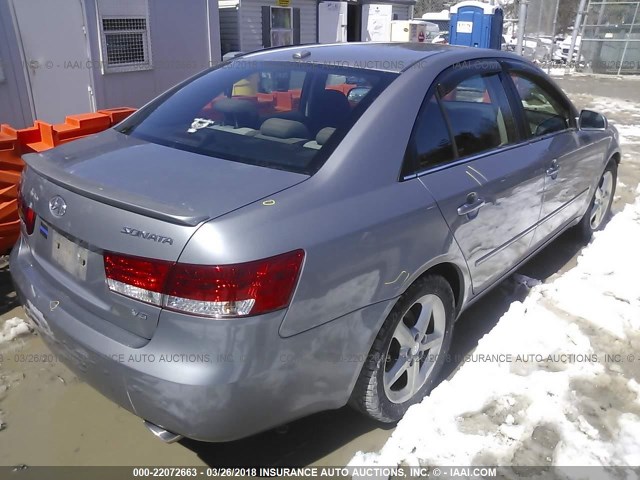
[{"x1": 181, "y1": 175, "x2": 468, "y2": 337}]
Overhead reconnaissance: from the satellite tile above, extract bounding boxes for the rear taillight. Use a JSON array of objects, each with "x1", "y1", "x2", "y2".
[
  {"x1": 17, "y1": 194, "x2": 36, "y2": 235},
  {"x1": 103, "y1": 250, "x2": 304, "y2": 318},
  {"x1": 104, "y1": 254, "x2": 173, "y2": 306}
]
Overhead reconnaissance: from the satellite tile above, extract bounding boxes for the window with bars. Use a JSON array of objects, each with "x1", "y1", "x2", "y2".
[
  {"x1": 270, "y1": 7, "x2": 293, "y2": 47},
  {"x1": 100, "y1": 17, "x2": 151, "y2": 72},
  {"x1": 261, "y1": 6, "x2": 300, "y2": 48}
]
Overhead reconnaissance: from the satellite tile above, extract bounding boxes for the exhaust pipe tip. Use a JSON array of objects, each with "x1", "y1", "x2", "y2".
[{"x1": 143, "y1": 420, "x2": 184, "y2": 444}]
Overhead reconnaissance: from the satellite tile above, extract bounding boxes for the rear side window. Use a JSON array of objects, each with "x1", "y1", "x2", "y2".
[
  {"x1": 439, "y1": 73, "x2": 517, "y2": 159},
  {"x1": 116, "y1": 61, "x2": 397, "y2": 175},
  {"x1": 509, "y1": 72, "x2": 572, "y2": 137}
]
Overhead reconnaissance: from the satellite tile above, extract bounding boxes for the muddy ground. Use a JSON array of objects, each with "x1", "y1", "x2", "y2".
[{"x1": 0, "y1": 75, "x2": 639, "y2": 467}]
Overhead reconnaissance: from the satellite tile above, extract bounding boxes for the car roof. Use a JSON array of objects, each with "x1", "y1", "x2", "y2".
[{"x1": 238, "y1": 42, "x2": 464, "y2": 73}]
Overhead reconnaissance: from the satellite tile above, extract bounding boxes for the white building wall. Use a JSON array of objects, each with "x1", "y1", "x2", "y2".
[{"x1": 86, "y1": 0, "x2": 221, "y2": 110}]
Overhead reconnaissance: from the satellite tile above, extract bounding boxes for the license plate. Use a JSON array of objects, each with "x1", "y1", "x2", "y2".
[{"x1": 51, "y1": 230, "x2": 88, "y2": 280}]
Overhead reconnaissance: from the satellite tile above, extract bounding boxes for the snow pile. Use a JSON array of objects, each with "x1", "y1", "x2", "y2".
[
  {"x1": 585, "y1": 97, "x2": 640, "y2": 119},
  {"x1": 548, "y1": 67, "x2": 570, "y2": 77},
  {"x1": 0, "y1": 317, "x2": 31, "y2": 345},
  {"x1": 615, "y1": 124, "x2": 640, "y2": 147},
  {"x1": 577, "y1": 96, "x2": 640, "y2": 147},
  {"x1": 350, "y1": 187, "x2": 640, "y2": 468}
]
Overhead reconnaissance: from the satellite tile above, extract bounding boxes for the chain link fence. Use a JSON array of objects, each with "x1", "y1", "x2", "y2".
[
  {"x1": 579, "y1": 1, "x2": 640, "y2": 74},
  {"x1": 514, "y1": 0, "x2": 640, "y2": 74},
  {"x1": 520, "y1": 0, "x2": 562, "y2": 64}
]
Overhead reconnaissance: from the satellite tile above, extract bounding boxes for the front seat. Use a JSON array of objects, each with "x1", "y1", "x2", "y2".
[{"x1": 308, "y1": 90, "x2": 351, "y2": 135}]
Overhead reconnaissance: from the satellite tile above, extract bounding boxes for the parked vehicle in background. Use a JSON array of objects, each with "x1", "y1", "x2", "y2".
[
  {"x1": 420, "y1": 9, "x2": 450, "y2": 34},
  {"x1": 501, "y1": 35, "x2": 511, "y2": 52},
  {"x1": 12, "y1": 43, "x2": 620, "y2": 444},
  {"x1": 432, "y1": 32, "x2": 450, "y2": 44},
  {"x1": 503, "y1": 34, "x2": 518, "y2": 52},
  {"x1": 522, "y1": 36, "x2": 553, "y2": 63},
  {"x1": 553, "y1": 35, "x2": 584, "y2": 65},
  {"x1": 537, "y1": 36, "x2": 554, "y2": 60}
]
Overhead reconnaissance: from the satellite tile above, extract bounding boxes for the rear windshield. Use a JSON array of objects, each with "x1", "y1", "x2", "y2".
[{"x1": 117, "y1": 61, "x2": 397, "y2": 175}]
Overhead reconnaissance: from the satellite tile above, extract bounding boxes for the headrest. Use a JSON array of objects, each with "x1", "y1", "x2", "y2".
[
  {"x1": 316, "y1": 127, "x2": 336, "y2": 145},
  {"x1": 213, "y1": 98, "x2": 257, "y2": 115},
  {"x1": 260, "y1": 118, "x2": 310, "y2": 139}
]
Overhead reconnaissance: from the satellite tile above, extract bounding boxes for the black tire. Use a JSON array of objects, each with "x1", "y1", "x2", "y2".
[
  {"x1": 575, "y1": 161, "x2": 617, "y2": 241},
  {"x1": 349, "y1": 275, "x2": 455, "y2": 423}
]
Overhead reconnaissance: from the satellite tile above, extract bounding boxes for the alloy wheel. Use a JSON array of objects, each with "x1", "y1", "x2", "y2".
[
  {"x1": 590, "y1": 170, "x2": 614, "y2": 230},
  {"x1": 383, "y1": 294, "x2": 446, "y2": 404}
]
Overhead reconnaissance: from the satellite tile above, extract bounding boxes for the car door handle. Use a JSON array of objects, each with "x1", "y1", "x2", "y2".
[
  {"x1": 457, "y1": 193, "x2": 485, "y2": 217},
  {"x1": 546, "y1": 159, "x2": 560, "y2": 179}
]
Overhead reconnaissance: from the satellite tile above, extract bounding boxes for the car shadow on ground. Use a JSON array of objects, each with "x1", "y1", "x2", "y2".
[
  {"x1": 181, "y1": 407, "x2": 394, "y2": 467},
  {"x1": 183, "y1": 230, "x2": 586, "y2": 467}
]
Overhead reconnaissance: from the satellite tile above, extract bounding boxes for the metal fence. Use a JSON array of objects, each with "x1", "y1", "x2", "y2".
[
  {"x1": 510, "y1": 0, "x2": 640, "y2": 75},
  {"x1": 578, "y1": 1, "x2": 640, "y2": 74},
  {"x1": 524, "y1": 0, "x2": 561, "y2": 38},
  {"x1": 521, "y1": 0, "x2": 562, "y2": 64}
]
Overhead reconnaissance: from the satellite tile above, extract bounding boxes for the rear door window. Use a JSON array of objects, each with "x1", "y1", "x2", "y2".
[{"x1": 439, "y1": 72, "x2": 518, "y2": 159}]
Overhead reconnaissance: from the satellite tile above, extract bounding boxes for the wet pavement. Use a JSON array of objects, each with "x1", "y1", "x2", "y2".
[{"x1": 1, "y1": 75, "x2": 639, "y2": 467}]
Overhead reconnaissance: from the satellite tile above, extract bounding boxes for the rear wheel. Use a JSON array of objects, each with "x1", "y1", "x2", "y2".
[
  {"x1": 575, "y1": 161, "x2": 617, "y2": 241},
  {"x1": 350, "y1": 275, "x2": 454, "y2": 423}
]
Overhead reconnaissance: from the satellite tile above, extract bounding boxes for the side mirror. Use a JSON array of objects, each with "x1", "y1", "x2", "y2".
[{"x1": 579, "y1": 110, "x2": 608, "y2": 130}]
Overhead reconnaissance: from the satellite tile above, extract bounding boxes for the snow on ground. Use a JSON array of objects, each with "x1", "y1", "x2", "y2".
[
  {"x1": 0, "y1": 317, "x2": 30, "y2": 345},
  {"x1": 616, "y1": 125, "x2": 640, "y2": 147},
  {"x1": 582, "y1": 97, "x2": 640, "y2": 119},
  {"x1": 548, "y1": 67, "x2": 574, "y2": 77},
  {"x1": 350, "y1": 186, "x2": 640, "y2": 469},
  {"x1": 0, "y1": 317, "x2": 31, "y2": 432},
  {"x1": 574, "y1": 97, "x2": 640, "y2": 142},
  {"x1": 567, "y1": 94, "x2": 640, "y2": 150}
]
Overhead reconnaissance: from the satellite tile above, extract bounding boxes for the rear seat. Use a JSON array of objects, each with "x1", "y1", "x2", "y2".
[
  {"x1": 253, "y1": 118, "x2": 311, "y2": 144},
  {"x1": 303, "y1": 127, "x2": 336, "y2": 150},
  {"x1": 209, "y1": 125, "x2": 258, "y2": 136}
]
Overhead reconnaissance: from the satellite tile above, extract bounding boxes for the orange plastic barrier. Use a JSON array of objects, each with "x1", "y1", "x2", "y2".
[
  {"x1": 0, "y1": 107, "x2": 136, "y2": 253},
  {"x1": 204, "y1": 85, "x2": 351, "y2": 119}
]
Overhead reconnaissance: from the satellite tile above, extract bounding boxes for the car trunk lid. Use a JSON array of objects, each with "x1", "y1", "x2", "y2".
[
  {"x1": 19, "y1": 129, "x2": 307, "y2": 339},
  {"x1": 24, "y1": 129, "x2": 308, "y2": 226}
]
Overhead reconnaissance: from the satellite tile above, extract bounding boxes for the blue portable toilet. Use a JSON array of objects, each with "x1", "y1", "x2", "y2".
[{"x1": 449, "y1": 1, "x2": 503, "y2": 49}]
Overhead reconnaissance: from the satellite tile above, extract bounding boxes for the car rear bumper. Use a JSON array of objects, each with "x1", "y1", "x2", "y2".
[{"x1": 10, "y1": 237, "x2": 393, "y2": 442}]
